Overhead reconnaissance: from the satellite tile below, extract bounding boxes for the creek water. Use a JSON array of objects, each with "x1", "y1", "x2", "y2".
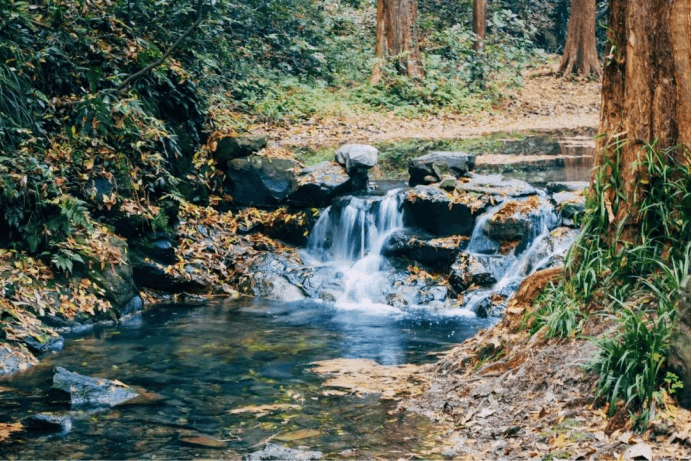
[{"x1": 0, "y1": 135, "x2": 591, "y2": 459}]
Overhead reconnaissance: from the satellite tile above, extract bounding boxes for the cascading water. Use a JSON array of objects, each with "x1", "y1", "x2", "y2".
[
  {"x1": 303, "y1": 190, "x2": 406, "y2": 307},
  {"x1": 304, "y1": 187, "x2": 573, "y2": 317}
]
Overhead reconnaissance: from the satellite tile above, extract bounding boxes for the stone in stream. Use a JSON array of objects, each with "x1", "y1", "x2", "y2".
[
  {"x1": 47, "y1": 367, "x2": 140, "y2": 408},
  {"x1": 22, "y1": 414, "x2": 72, "y2": 435},
  {"x1": 448, "y1": 252, "x2": 498, "y2": 294},
  {"x1": 0, "y1": 343, "x2": 38, "y2": 376},
  {"x1": 334, "y1": 144, "x2": 378, "y2": 173},
  {"x1": 224, "y1": 157, "x2": 299, "y2": 207},
  {"x1": 243, "y1": 443, "x2": 324, "y2": 461},
  {"x1": 239, "y1": 253, "x2": 322, "y2": 302},
  {"x1": 288, "y1": 161, "x2": 352, "y2": 208},
  {"x1": 381, "y1": 230, "x2": 461, "y2": 271},
  {"x1": 214, "y1": 134, "x2": 268, "y2": 162},
  {"x1": 403, "y1": 185, "x2": 492, "y2": 237},
  {"x1": 455, "y1": 174, "x2": 536, "y2": 198},
  {"x1": 550, "y1": 190, "x2": 586, "y2": 226},
  {"x1": 483, "y1": 196, "x2": 558, "y2": 244},
  {"x1": 545, "y1": 181, "x2": 589, "y2": 194},
  {"x1": 408, "y1": 151, "x2": 475, "y2": 186}
]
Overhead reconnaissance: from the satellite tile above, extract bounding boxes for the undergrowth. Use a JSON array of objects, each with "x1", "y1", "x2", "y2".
[{"x1": 529, "y1": 140, "x2": 691, "y2": 428}]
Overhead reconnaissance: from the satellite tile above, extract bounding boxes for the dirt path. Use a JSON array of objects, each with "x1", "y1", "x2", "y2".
[{"x1": 257, "y1": 63, "x2": 601, "y2": 149}]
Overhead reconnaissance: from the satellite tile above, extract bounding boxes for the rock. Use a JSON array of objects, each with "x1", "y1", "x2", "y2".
[
  {"x1": 23, "y1": 335, "x2": 64, "y2": 353},
  {"x1": 415, "y1": 286, "x2": 449, "y2": 304},
  {"x1": 130, "y1": 235, "x2": 177, "y2": 266},
  {"x1": 523, "y1": 227, "x2": 579, "y2": 273},
  {"x1": 408, "y1": 151, "x2": 475, "y2": 186},
  {"x1": 385, "y1": 293, "x2": 409, "y2": 307},
  {"x1": 449, "y1": 252, "x2": 498, "y2": 294},
  {"x1": 48, "y1": 367, "x2": 139, "y2": 408},
  {"x1": 130, "y1": 253, "x2": 206, "y2": 293},
  {"x1": 120, "y1": 295, "x2": 143, "y2": 316},
  {"x1": 456, "y1": 174, "x2": 536, "y2": 198},
  {"x1": 215, "y1": 134, "x2": 268, "y2": 162},
  {"x1": 403, "y1": 186, "x2": 491, "y2": 237},
  {"x1": 239, "y1": 253, "x2": 316, "y2": 301},
  {"x1": 0, "y1": 343, "x2": 38, "y2": 376},
  {"x1": 22, "y1": 414, "x2": 72, "y2": 434},
  {"x1": 668, "y1": 276, "x2": 691, "y2": 408},
  {"x1": 225, "y1": 157, "x2": 299, "y2": 207},
  {"x1": 439, "y1": 175, "x2": 457, "y2": 191},
  {"x1": 288, "y1": 161, "x2": 352, "y2": 208},
  {"x1": 381, "y1": 230, "x2": 460, "y2": 270},
  {"x1": 243, "y1": 443, "x2": 324, "y2": 461},
  {"x1": 179, "y1": 434, "x2": 227, "y2": 448},
  {"x1": 551, "y1": 190, "x2": 585, "y2": 225},
  {"x1": 546, "y1": 181, "x2": 589, "y2": 194},
  {"x1": 335, "y1": 144, "x2": 378, "y2": 173},
  {"x1": 484, "y1": 196, "x2": 558, "y2": 243}
]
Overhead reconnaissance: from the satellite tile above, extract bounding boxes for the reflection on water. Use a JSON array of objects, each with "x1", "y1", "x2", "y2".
[{"x1": 0, "y1": 299, "x2": 491, "y2": 459}]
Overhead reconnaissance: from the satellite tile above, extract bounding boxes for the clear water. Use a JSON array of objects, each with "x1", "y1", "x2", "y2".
[{"x1": 0, "y1": 298, "x2": 491, "y2": 459}]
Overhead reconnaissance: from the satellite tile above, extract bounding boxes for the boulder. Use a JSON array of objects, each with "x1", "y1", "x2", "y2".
[
  {"x1": 130, "y1": 253, "x2": 207, "y2": 293},
  {"x1": 0, "y1": 343, "x2": 38, "y2": 376},
  {"x1": 484, "y1": 196, "x2": 558, "y2": 243},
  {"x1": 225, "y1": 157, "x2": 299, "y2": 207},
  {"x1": 668, "y1": 276, "x2": 691, "y2": 408},
  {"x1": 522, "y1": 227, "x2": 579, "y2": 274},
  {"x1": 288, "y1": 161, "x2": 352, "y2": 208},
  {"x1": 382, "y1": 230, "x2": 461, "y2": 270},
  {"x1": 215, "y1": 134, "x2": 268, "y2": 162},
  {"x1": 408, "y1": 152, "x2": 475, "y2": 186},
  {"x1": 47, "y1": 367, "x2": 139, "y2": 408},
  {"x1": 403, "y1": 186, "x2": 491, "y2": 237},
  {"x1": 243, "y1": 443, "x2": 324, "y2": 461},
  {"x1": 239, "y1": 253, "x2": 318, "y2": 301},
  {"x1": 456, "y1": 174, "x2": 536, "y2": 198},
  {"x1": 335, "y1": 144, "x2": 378, "y2": 173},
  {"x1": 449, "y1": 253, "x2": 499, "y2": 294}
]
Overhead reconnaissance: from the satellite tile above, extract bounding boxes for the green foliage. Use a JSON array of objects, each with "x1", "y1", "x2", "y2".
[
  {"x1": 50, "y1": 247, "x2": 84, "y2": 274},
  {"x1": 530, "y1": 140, "x2": 691, "y2": 425}
]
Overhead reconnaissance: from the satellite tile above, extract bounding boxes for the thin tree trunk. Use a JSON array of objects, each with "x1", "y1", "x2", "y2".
[
  {"x1": 370, "y1": 0, "x2": 423, "y2": 84},
  {"x1": 558, "y1": 0, "x2": 601, "y2": 77},
  {"x1": 594, "y1": 0, "x2": 690, "y2": 241},
  {"x1": 472, "y1": 0, "x2": 487, "y2": 51}
]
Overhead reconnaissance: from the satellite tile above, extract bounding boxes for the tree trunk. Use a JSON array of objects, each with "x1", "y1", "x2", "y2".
[
  {"x1": 595, "y1": 0, "x2": 690, "y2": 242},
  {"x1": 370, "y1": 0, "x2": 423, "y2": 84},
  {"x1": 558, "y1": 0, "x2": 601, "y2": 77},
  {"x1": 472, "y1": 0, "x2": 487, "y2": 51}
]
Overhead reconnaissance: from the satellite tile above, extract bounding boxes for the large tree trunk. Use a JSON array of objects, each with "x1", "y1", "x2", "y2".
[
  {"x1": 595, "y1": 0, "x2": 690, "y2": 242},
  {"x1": 472, "y1": 0, "x2": 487, "y2": 51},
  {"x1": 558, "y1": 0, "x2": 601, "y2": 77},
  {"x1": 370, "y1": 0, "x2": 423, "y2": 84}
]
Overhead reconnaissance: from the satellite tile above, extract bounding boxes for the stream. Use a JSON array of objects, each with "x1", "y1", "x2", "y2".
[{"x1": 0, "y1": 134, "x2": 594, "y2": 459}]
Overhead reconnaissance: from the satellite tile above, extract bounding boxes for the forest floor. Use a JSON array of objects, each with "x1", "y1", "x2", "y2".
[{"x1": 252, "y1": 62, "x2": 601, "y2": 150}]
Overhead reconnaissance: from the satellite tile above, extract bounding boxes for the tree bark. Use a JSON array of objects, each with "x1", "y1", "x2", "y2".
[
  {"x1": 594, "y1": 0, "x2": 690, "y2": 242},
  {"x1": 370, "y1": 0, "x2": 423, "y2": 84},
  {"x1": 558, "y1": 0, "x2": 601, "y2": 77},
  {"x1": 472, "y1": 0, "x2": 487, "y2": 51}
]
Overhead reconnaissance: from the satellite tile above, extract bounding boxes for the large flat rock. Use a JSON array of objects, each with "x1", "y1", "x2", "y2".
[
  {"x1": 455, "y1": 174, "x2": 536, "y2": 198},
  {"x1": 409, "y1": 152, "x2": 476, "y2": 186}
]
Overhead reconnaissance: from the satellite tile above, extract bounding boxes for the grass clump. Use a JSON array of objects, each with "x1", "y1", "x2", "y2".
[{"x1": 529, "y1": 140, "x2": 691, "y2": 426}]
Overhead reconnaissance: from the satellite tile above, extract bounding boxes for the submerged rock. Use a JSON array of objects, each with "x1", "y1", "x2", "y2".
[
  {"x1": 243, "y1": 443, "x2": 323, "y2": 461},
  {"x1": 288, "y1": 161, "x2": 352, "y2": 208},
  {"x1": 545, "y1": 181, "x2": 589, "y2": 194},
  {"x1": 225, "y1": 157, "x2": 299, "y2": 207},
  {"x1": 408, "y1": 151, "x2": 475, "y2": 186},
  {"x1": 47, "y1": 367, "x2": 139, "y2": 408},
  {"x1": 403, "y1": 186, "x2": 491, "y2": 237},
  {"x1": 22, "y1": 414, "x2": 72, "y2": 435}
]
